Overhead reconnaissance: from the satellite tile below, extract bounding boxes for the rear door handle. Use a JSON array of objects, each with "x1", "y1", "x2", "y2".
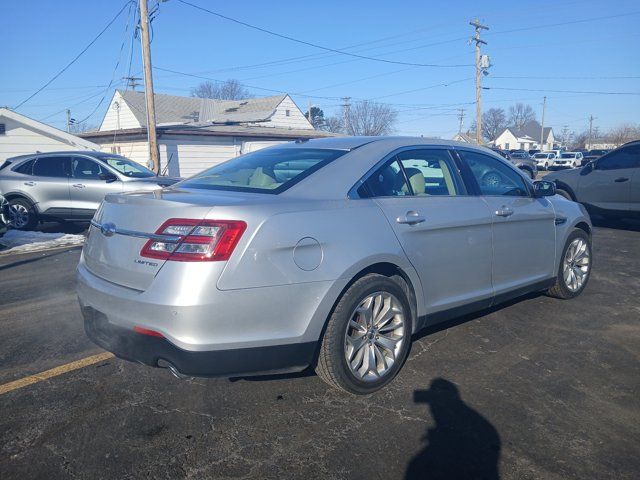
[
  {"x1": 495, "y1": 206, "x2": 514, "y2": 217},
  {"x1": 23, "y1": 181, "x2": 35, "y2": 186},
  {"x1": 396, "y1": 210, "x2": 425, "y2": 226},
  {"x1": 614, "y1": 177, "x2": 629, "y2": 183},
  {"x1": 72, "y1": 183, "x2": 86, "y2": 189}
]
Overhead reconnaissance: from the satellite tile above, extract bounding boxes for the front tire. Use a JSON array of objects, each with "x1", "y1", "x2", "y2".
[
  {"x1": 316, "y1": 274, "x2": 413, "y2": 395},
  {"x1": 556, "y1": 188, "x2": 573, "y2": 201},
  {"x1": 546, "y1": 229, "x2": 592, "y2": 299},
  {"x1": 7, "y1": 198, "x2": 38, "y2": 230}
]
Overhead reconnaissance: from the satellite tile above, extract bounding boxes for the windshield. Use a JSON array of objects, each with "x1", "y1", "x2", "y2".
[
  {"x1": 99, "y1": 155, "x2": 156, "y2": 178},
  {"x1": 561, "y1": 153, "x2": 577, "y2": 158},
  {"x1": 533, "y1": 153, "x2": 548, "y2": 158},
  {"x1": 179, "y1": 147, "x2": 347, "y2": 194}
]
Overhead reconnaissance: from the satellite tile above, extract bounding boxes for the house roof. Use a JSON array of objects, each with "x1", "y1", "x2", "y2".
[
  {"x1": 116, "y1": 90, "x2": 288, "y2": 126},
  {"x1": 0, "y1": 108, "x2": 99, "y2": 150},
  {"x1": 452, "y1": 132, "x2": 477, "y2": 143},
  {"x1": 503, "y1": 121, "x2": 552, "y2": 143},
  {"x1": 80, "y1": 123, "x2": 338, "y2": 141}
]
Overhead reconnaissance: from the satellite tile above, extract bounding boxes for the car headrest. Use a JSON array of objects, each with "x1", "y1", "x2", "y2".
[{"x1": 403, "y1": 167, "x2": 425, "y2": 195}]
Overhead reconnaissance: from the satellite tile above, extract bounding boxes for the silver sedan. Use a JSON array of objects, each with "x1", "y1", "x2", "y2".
[{"x1": 78, "y1": 137, "x2": 593, "y2": 394}]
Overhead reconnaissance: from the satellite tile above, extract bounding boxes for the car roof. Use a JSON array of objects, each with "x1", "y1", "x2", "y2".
[
  {"x1": 279, "y1": 136, "x2": 489, "y2": 152},
  {"x1": 6, "y1": 151, "x2": 103, "y2": 162}
]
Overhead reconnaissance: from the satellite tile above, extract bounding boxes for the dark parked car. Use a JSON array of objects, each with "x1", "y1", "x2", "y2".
[
  {"x1": 490, "y1": 148, "x2": 510, "y2": 160},
  {"x1": 506, "y1": 152, "x2": 537, "y2": 179},
  {"x1": 582, "y1": 149, "x2": 610, "y2": 165},
  {"x1": 0, "y1": 152, "x2": 181, "y2": 230},
  {"x1": 545, "y1": 141, "x2": 640, "y2": 218}
]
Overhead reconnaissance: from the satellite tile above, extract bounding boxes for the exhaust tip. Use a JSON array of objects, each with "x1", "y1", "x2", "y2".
[{"x1": 157, "y1": 358, "x2": 193, "y2": 380}]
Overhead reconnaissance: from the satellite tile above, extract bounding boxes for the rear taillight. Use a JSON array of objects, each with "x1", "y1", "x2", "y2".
[{"x1": 140, "y1": 218, "x2": 246, "y2": 262}]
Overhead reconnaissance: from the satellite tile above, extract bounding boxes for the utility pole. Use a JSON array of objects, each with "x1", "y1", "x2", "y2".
[
  {"x1": 540, "y1": 96, "x2": 547, "y2": 150},
  {"x1": 341, "y1": 97, "x2": 351, "y2": 135},
  {"x1": 138, "y1": 0, "x2": 160, "y2": 174},
  {"x1": 457, "y1": 108, "x2": 465, "y2": 133},
  {"x1": 470, "y1": 19, "x2": 488, "y2": 145},
  {"x1": 123, "y1": 76, "x2": 143, "y2": 90},
  {"x1": 66, "y1": 109, "x2": 72, "y2": 133},
  {"x1": 308, "y1": 100, "x2": 312, "y2": 123},
  {"x1": 587, "y1": 114, "x2": 596, "y2": 151}
]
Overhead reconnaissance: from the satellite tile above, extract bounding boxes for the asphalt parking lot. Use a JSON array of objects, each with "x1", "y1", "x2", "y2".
[{"x1": 1, "y1": 218, "x2": 639, "y2": 479}]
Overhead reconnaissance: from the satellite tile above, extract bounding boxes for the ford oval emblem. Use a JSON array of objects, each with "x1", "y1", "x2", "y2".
[{"x1": 100, "y1": 222, "x2": 117, "y2": 237}]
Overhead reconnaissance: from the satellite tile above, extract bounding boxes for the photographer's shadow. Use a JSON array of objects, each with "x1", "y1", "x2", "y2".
[{"x1": 406, "y1": 378, "x2": 501, "y2": 480}]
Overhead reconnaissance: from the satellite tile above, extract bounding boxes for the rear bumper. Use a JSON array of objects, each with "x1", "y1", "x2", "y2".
[{"x1": 82, "y1": 305, "x2": 317, "y2": 377}]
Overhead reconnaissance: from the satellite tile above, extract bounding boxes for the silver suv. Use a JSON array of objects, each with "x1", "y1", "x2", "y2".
[{"x1": 0, "y1": 152, "x2": 180, "y2": 229}]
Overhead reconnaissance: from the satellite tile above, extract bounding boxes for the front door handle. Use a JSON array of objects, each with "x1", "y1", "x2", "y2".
[
  {"x1": 72, "y1": 183, "x2": 86, "y2": 189},
  {"x1": 23, "y1": 181, "x2": 35, "y2": 186},
  {"x1": 495, "y1": 206, "x2": 514, "y2": 217},
  {"x1": 397, "y1": 210, "x2": 425, "y2": 226},
  {"x1": 614, "y1": 177, "x2": 629, "y2": 183}
]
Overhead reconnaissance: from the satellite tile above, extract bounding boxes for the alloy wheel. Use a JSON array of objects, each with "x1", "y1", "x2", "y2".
[
  {"x1": 344, "y1": 291, "x2": 406, "y2": 382},
  {"x1": 8, "y1": 203, "x2": 30, "y2": 229},
  {"x1": 563, "y1": 238, "x2": 590, "y2": 292}
]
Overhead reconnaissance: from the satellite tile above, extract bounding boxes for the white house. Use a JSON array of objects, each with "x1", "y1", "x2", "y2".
[
  {"x1": 81, "y1": 90, "x2": 334, "y2": 177},
  {"x1": 0, "y1": 108, "x2": 99, "y2": 161},
  {"x1": 493, "y1": 121, "x2": 555, "y2": 151}
]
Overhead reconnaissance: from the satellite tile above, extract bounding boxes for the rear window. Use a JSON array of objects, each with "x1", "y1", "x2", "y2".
[
  {"x1": 179, "y1": 147, "x2": 347, "y2": 194},
  {"x1": 561, "y1": 153, "x2": 577, "y2": 158},
  {"x1": 13, "y1": 159, "x2": 35, "y2": 175}
]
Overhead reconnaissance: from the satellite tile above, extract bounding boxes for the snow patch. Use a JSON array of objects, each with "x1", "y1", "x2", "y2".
[{"x1": 0, "y1": 230, "x2": 85, "y2": 255}]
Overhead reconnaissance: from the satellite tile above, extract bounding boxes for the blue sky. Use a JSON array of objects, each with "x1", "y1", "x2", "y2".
[{"x1": 2, "y1": 0, "x2": 639, "y2": 138}]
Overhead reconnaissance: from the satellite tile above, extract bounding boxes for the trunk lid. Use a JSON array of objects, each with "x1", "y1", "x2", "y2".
[{"x1": 82, "y1": 188, "x2": 246, "y2": 291}]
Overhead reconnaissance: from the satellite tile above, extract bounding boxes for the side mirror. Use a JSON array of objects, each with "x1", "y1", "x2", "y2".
[
  {"x1": 533, "y1": 180, "x2": 556, "y2": 197},
  {"x1": 99, "y1": 172, "x2": 118, "y2": 183},
  {"x1": 580, "y1": 162, "x2": 594, "y2": 175}
]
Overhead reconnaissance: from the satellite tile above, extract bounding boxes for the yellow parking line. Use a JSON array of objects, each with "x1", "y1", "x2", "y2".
[{"x1": 0, "y1": 351, "x2": 115, "y2": 395}]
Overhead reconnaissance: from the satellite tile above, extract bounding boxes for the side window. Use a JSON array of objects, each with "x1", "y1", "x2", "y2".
[
  {"x1": 596, "y1": 146, "x2": 640, "y2": 170},
  {"x1": 72, "y1": 157, "x2": 105, "y2": 180},
  {"x1": 359, "y1": 159, "x2": 409, "y2": 198},
  {"x1": 396, "y1": 149, "x2": 466, "y2": 196},
  {"x1": 14, "y1": 159, "x2": 35, "y2": 175},
  {"x1": 459, "y1": 150, "x2": 529, "y2": 197},
  {"x1": 32, "y1": 157, "x2": 70, "y2": 178}
]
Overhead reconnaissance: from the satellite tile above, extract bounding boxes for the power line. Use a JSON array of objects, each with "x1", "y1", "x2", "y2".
[
  {"x1": 14, "y1": 1, "x2": 134, "y2": 110},
  {"x1": 74, "y1": 2, "x2": 137, "y2": 125},
  {"x1": 176, "y1": 0, "x2": 473, "y2": 68},
  {"x1": 492, "y1": 75, "x2": 640, "y2": 80},
  {"x1": 486, "y1": 10, "x2": 640, "y2": 37},
  {"x1": 483, "y1": 86, "x2": 640, "y2": 96}
]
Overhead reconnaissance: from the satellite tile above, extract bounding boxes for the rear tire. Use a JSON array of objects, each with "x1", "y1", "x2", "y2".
[
  {"x1": 316, "y1": 274, "x2": 413, "y2": 395},
  {"x1": 7, "y1": 197, "x2": 38, "y2": 230},
  {"x1": 546, "y1": 229, "x2": 592, "y2": 299}
]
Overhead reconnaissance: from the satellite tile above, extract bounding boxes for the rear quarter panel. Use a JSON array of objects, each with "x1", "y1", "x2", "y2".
[{"x1": 217, "y1": 199, "x2": 417, "y2": 291}]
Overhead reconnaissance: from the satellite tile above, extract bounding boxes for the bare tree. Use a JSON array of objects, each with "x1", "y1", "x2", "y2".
[
  {"x1": 345, "y1": 100, "x2": 397, "y2": 136},
  {"x1": 69, "y1": 122, "x2": 98, "y2": 134},
  {"x1": 322, "y1": 116, "x2": 344, "y2": 133},
  {"x1": 569, "y1": 131, "x2": 588, "y2": 150},
  {"x1": 508, "y1": 103, "x2": 536, "y2": 130},
  {"x1": 606, "y1": 123, "x2": 640, "y2": 146},
  {"x1": 190, "y1": 79, "x2": 253, "y2": 100},
  {"x1": 469, "y1": 112, "x2": 505, "y2": 143},
  {"x1": 480, "y1": 108, "x2": 507, "y2": 142}
]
